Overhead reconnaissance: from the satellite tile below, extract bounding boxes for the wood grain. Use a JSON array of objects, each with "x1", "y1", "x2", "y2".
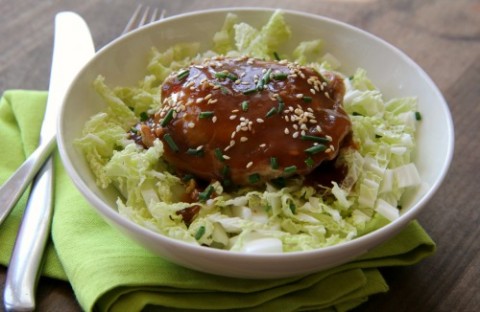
[{"x1": 1, "y1": 0, "x2": 479, "y2": 311}]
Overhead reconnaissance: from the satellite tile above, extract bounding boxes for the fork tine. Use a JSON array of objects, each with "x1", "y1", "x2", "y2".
[
  {"x1": 122, "y1": 5, "x2": 164, "y2": 35},
  {"x1": 122, "y1": 5, "x2": 143, "y2": 34},
  {"x1": 149, "y1": 8, "x2": 159, "y2": 23},
  {"x1": 159, "y1": 9, "x2": 166, "y2": 20}
]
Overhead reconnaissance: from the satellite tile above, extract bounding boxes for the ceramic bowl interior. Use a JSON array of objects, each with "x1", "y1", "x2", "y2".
[{"x1": 57, "y1": 8, "x2": 454, "y2": 278}]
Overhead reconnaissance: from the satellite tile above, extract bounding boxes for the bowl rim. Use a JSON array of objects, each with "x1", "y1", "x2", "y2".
[{"x1": 58, "y1": 7, "x2": 455, "y2": 261}]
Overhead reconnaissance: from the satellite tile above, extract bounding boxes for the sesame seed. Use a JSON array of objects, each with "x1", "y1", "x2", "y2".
[
  {"x1": 229, "y1": 115, "x2": 237, "y2": 120},
  {"x1": 212, "y1": 116, "x2": 217, "y2": 123},
  {"x1": 310, "y1": 88, "x2": 316, "y2": 95},
  {"x1": 284, "y1": 128, "x2": 290, "y2": 134},
  {"x1": 256, "y1": 118, "x2": 264, "y2": 123},
  {"x1": 223, "y1": 155, "x2": 231, "y2": 160},
  {"x1": 188, "y1": 122, "x2": 195, "y2": 128},
  {"x1": 240, "y1": 136, "x2": 248, "y2": 142},
  {"x1": 246, "y1": 161, "x2": 253, "y2": 168},
  {"x1": 326, "y1": 135, "x2": 332, "y2": 141},
  {"x1": 296, "y1": 93, "x2": 304, "y2": 99},
  {"x1": 204, "y1": 94, "x2": 212, "y2": 100},
  {"x1": 292, "y1": 131, "x2": 299, "y2": 138},
  {"x1": 259, "y1": 143, "x2": 267, "y2": 148}
]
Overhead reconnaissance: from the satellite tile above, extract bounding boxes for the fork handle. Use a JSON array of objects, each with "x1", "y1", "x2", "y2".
[
  {"x1": 3, "y1": 157, "x2": 54, "y2": 312},
  {"x1": 0, "y1": 136, "x2": 55, "y2": 226}
]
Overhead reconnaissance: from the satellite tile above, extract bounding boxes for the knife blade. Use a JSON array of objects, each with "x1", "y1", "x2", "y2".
[{"x1": 3, "y1": 12, "x2": 95, "y2": 311}]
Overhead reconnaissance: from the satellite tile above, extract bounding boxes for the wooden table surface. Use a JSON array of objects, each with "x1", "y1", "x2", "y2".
[{"x1": 1, "y1": 0, "x2": 479, "y2": 311}]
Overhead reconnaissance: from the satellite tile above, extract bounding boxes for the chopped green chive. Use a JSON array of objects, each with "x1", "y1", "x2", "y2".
[
  {"x1": 130, "y1": 127, "x2": 138, "y2": 134},
  {"x1": 305, "y1": 157, "x2": 315, "y2": 168},
  {"x1": 242, "y1": 87, "x2": 257, "y2": 95},
  {"x1": 214, "y1": 148, "x2": 224, "y2": 162},
  {"x1": 160, "y1": 109, "x2": 174, "y2": 126},
  {"x1": 302, "y1": 96, "x2": 313, "y2": 103},
  {"x1": 186, "y1": 148, "x2": 204, "y2": 157},
  {"x1": 194, "y1": 226, "x2": 206, "y2": 240},
  {"x1": 415, "y1": 111, "x2": 422, "y2": 121},
  {"x1": 241, "y1": 100, "x2": 249, "y2": 112},
  {"x1": 248, "y1": 173, "x2": 261, "y2": 184},
  {"x1": 215, "y1": 71, "x2": 238, "y2": 80},
  {"x1": 199, "y1": 111, "x2": 214, "y2": 119},
  {"x1": 277, "y1": 96, "x2": 285, "y2": 112},
  {"x1": 215, "y1": 72, "x2": 228, "y2": 79},
  {"x1": 284, "y1": 165, "x2": 297, "y2": 174},
  {"x1": 272, "y1": 73, "x2": 288, "y2": 80},
  {"x1": 270, "y1": 157, "x2": 279, "y2": 169},
  {"x1": 220, "y1": 85, "x2": 231, "y2": 95},
  {"x1": 266, "y1": 106, "x2": 278, "y2": 118},
  {"x1": 198, "y1": 185, "x2": 214, "y2": 202},
  {"x1": 177, "y1": 69, "x2": 190, "y2": 80},
  {"x1": 227, "y1": 74, "x2": 238, "y2": 80},
  {"x1": 140, "y1": 112, "x2": 148, "y2": 122},
  {"x1": 273, "y1": 51, "x2": 281, "y2": 61},
  {"x1": 305, "y1": 144, "x2": 327, "y2": 155},
  {"x1": 221, "y1": 165, "x2": 230, "y2": 177},
  {"x1": 352, "y1": 112, "x2": 363, "y2": 116},
  {"x1": 257, "y1": 68, "x2": 272, "y2": 90},
  {"x1": 163, "y1": 133, "x2": 179, "y2": 152},
  {"x1": 301, "y1": 135, "x2": 330, "y2": 143}
]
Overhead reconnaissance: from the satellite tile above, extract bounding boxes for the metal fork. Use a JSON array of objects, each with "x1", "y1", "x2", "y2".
[
  {"x1": 122, "y1": 5, "x2": 165, "y2": 34},
  {"x1": 2, "y1": 7, "x2": 164, "y2": 311}
]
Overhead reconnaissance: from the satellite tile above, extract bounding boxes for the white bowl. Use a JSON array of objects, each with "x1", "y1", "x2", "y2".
[{"x1": 58, "y1": 8, "x2": 454, "y2": 278}]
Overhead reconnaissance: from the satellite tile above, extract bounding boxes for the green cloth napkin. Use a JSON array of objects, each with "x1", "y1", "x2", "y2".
[{"x1": 0, "y1": 90, "x2": 436, "y2": 312}]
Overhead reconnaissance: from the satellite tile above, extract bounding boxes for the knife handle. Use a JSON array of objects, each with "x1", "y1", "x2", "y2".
[
  {"x1": 3, "y1": 157, "x2": 54, "y2": 312},
  {"x1": 0, "y1": 136, "x2": 55, "y2": 226}
]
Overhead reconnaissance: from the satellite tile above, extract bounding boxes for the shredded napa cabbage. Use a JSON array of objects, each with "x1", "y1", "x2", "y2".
[{"x1": 76, "y1": 10, "x2": 422, "y2": 253}]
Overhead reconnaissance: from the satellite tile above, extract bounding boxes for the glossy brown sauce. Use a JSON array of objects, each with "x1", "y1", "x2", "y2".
[{"x1": 130, "y1": 56, "x2": 352, "y2": 187}]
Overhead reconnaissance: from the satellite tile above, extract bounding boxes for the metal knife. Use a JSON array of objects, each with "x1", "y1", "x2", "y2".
[{"x1": 3, "y1": 12, "x2": 95, "y2": 311}]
